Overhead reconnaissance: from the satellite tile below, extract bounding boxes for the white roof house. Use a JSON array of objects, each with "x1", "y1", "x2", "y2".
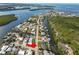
[
  {"x1": 1, "y1": 45, "x2": 8, "y2": 51},
  {"x1": 26, "y1": 49, "x2": 32, "y2": 55},
  {"x1": 28, "y1": 38, "x2": 32, "y2": 45},
  {"x1": 12, "y1": 47, "x2": 18, "y2": 52},
  {"x1": 6, "y1": 47, "x2": 12, "y2": 52},
  {"x1": 31, "y1": 31, "x2": 35, "y2": 35},
  {"x1": 42, "y1": 37, "x2": 45, "y2": 41},
  {"x1": 18, "y1": 37, "x2": 23, "y2": 41},
  {"x1": 48, "y1": 38, "x2": 51, "y2": 41},
  {"x1": 9, "y1": 42, "x2": 14, "y2": 47},
  {"x1": 32, "y1": 28, "x2": 35, "y2": 32},
  {"x1": 42, "y1": 37, "x2": 47, "y2": 42},
  {"x1": 41, "y1": 32, "x2": 45, "y2": 36},
  {"x1": 43, "y1": 50, "x2": 49, "y2": 55},
  {"x1": 16, "y1": 24, "x2": 21, "y2": 28},
  {"x1": 0, "y1": 51, "x2": 6, "y2": 54},
  {"x1": 24, "y1": 28, "x2": 27, "y2": 31},
  {"x1": 23, "y1": 40, "x2": 27, "y2": 46},
  {"x1": 23, "y1": 40, "x2": 27, "y2": 43},
  {"x1": 49, "y1": 51, "x2": 53, "y2": 55},
  {"x1": 18, "y1": 49, "x2": 25, "y2": 55}
]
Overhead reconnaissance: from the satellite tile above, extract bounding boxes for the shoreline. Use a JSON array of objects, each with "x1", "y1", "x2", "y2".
[{"x1": 0, "y1": 13, "x2": 53, "y2": 55}]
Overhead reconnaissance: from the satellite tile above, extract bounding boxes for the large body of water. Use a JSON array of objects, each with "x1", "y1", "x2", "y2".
[
  {"x1": 53, "y1": 4, "x2": 79, "y2": 14},
  {"x1": 0, "y1": 4, "x2": 79, "y2": 39},
  {"x1": 0, "y1": 9, "x2": 49, "y2": 39}
]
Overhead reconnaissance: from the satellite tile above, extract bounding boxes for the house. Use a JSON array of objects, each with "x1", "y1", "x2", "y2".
[
  {"x1": 31, "y1": 31, "x2": 35, "y2": 35},
  {"x1": 41, "y1": 32, "x2": 45, "y2": 36},
  {"x1": 18, "y1": 37, "x2": 23, "y2": 41},
  {"x1": 16, "y1": 24, "x2": 21, "y2": 28},
  {"x1": 23, "y1": 39, "x2": 27, "y2": 46},
  {"x1": 12, "y1": 47, "x2": 18, "y2": 52},
  {"x1": 0, "y1": 51, "x2": 6, "y2": 54},
  {"x1": 6, "y1": 47, "x2": 12, "y2": 52},
  {"x1": 1, "y1": 45, "x2": 9, "y2": 51},
  {"x1": 24, "y1": 28, "x2": 27, "y2": 31},
  {"x1": 32, "y1": 28, "x2": 35, "y2": 32},
  {"x1": 26, "y1": 49, "x2": 32, "y2": 55},
  {"x1": 27, "y1": 38, "x2": 32, "y2": 45},
  {"x1": 48, "y1": 38, "x2": 51, "y2": 41},
  {"x1": 43, "y1": 50, "x2": 49, "y2": 55},
  {"x1": 18, "y1": 49, "x2": 25, "y2": 55}
]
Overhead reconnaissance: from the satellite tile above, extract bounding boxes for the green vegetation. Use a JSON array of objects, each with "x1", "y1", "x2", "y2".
[
  {"x1": 32, "y1": 39, "x2": 35, "y2": 43},
  {"x1": 38, "y1": 40, "x2": 41, "y2": 48},
  {"x1": 48, "y1": 15, "x2": 79, "y2": 54},
  {"x1": 31, "y1": 16, "x2": 38, "y2": 18},
  {"x1": 0, "y1": 14, "x2": 17, "y2": 26}
]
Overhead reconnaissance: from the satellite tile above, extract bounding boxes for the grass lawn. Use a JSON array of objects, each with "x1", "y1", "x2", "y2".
[{"x1": 32, "y1": 39, "x2": 35, "y2": 43}]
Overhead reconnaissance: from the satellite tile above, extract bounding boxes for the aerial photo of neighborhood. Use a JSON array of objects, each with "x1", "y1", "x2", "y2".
[{"x1": 0, "y1": 3, "x2": 79, "y2": 55}]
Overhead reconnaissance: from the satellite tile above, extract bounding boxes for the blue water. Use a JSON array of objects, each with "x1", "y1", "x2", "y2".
[
  {"x1": 0, "y1": 9, "x2": 49, "y2": 38},
  {"x1": 52, "y1": 4, "x2": 79, "y2": 13},
  {"x1": 0, "y1": 4, "x2": 79, "y2": 38}
]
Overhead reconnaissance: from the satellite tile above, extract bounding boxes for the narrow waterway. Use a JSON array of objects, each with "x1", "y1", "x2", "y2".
[{"x1": 44, "y1": 16, "x2": 59, "y2": 54}]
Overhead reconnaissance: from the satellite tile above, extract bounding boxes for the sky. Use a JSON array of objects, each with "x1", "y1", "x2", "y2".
[{"x1": 0, "y1": 0, "x2": 79, "y2": 3}]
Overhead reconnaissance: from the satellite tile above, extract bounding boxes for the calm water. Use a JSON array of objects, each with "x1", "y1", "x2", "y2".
[
  {"x1": 53, "y1": 4, "x2": 79, "y2": 13},
  {"x1": 0, "y1": 4, "x2": 79, "y2": 39},
  {"x1": 0, "y1": 9, "x2": 49, "y2": 39}
]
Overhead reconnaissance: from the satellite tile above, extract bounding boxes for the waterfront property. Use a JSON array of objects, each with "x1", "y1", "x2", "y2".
[
  {"x1": 0, "y1": 16, "x2": 37, "y2": 55},
  {"x1": 0, "y1": 11, "x2": 77, "y2": 55},
  {"x1": 0, "y1": 13, "x2": 55, "y2": 55}
]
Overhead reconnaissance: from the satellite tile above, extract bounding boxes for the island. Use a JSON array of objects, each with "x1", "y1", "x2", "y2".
[{"x1": 0, "y1": 14, "x2": 17, "y2": 26}]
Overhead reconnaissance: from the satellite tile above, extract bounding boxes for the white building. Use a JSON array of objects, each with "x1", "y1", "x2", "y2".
[
  {"x1": 0, "y1": 51, "x2": 6, "y2": 54},
  {"x1": 26, "y1": 49, "x2": 32, "y2": 55},
  {"x1": 18, "y1": 37, "x2": 23, "y2": 41},
  {"x1": 1, "y1": 45, "x2": 8, "y2": 51},
  {"x1": 18, "y1": 49, "x2": 25, "y2": 55},
  {"x1": 6, "y1": 47, "x2": 12, "y2": 52},
  {"x1": 28, "y1": 38, "x2": 32, "y2": 45},
  {"x1": 43, "y1": 50, "x2": 49, "y2": 55}
]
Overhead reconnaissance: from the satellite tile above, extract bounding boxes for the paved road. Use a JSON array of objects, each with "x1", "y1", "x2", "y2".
[
  {"x1": 25, "y1": 16, "x2": 40, "y2": 55},
  {"x1": 35, "y1": 16, "x2": 40, "y2": 55}
]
